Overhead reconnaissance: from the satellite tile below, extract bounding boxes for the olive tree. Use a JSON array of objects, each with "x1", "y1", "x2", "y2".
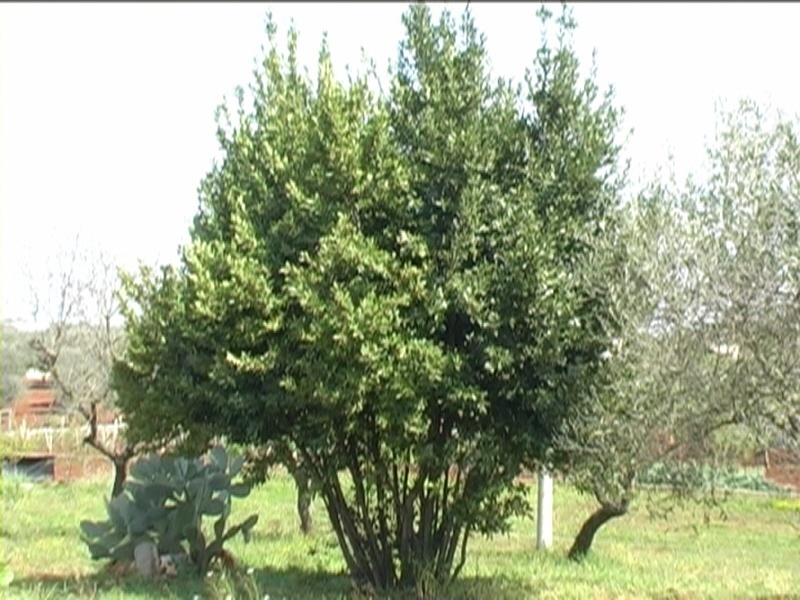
[
  {"x1": 114, "y1": 4, "x2": 623, "y2": 591},
  {"x1": 560, "y1": 99, "x2": 800, "y2": 560},
  {"x1": 697, "y1": 100, "x2": 800, "y2": 449}
]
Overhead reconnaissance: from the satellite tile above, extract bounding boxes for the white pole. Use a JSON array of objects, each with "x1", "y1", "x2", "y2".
[{"x1": 536, "y1": 467, "x2": 553, "y2": 550}]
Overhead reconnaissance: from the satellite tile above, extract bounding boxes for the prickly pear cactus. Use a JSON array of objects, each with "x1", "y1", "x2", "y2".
[{"x1": 80, "y1": 446, "x2": 258, "y2": 573}]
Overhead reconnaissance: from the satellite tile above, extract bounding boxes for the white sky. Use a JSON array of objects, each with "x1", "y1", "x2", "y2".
[{"x1": 2, "y1": 2, "x2": 799, "y2": 327}]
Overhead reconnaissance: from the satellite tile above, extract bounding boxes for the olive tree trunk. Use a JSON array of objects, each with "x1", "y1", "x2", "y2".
[
  {"x1": 291, "y1": 465, "x2": 314, "y2": 535},
  {"x1": 568, "y1": 499, "x2": 629, "y2": 561},
  {"x1": 111, "y1": 455, "x2": 129, "y2": 498}
]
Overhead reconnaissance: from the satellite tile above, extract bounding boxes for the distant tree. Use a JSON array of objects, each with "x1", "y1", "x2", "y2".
[
  {"x1": 27, "y1": 239, "x2": 137, "y2": 497},
  {"x1": 114, "y1": 4, "x2": 623, "y2": 592},
  {"x1": 694, "y1": 101, "x2": 800, "y2": 450},
  {"x1": 1, "y1": 322, "x2": 36, "y2": 407},
  {"x1": 560, "y1": 99, "x2": 800, "y2": 561},
  {"x1": 557, "y1": 187, "x2": 714, "y2": 561}
]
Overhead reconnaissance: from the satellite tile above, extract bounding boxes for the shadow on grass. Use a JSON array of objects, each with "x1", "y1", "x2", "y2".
[
  {"x1": 10, "y1": 564, "x2": 351, "y2": 600},
  {"x1": 11, "y1": 566, "x2": 532, "y2": 600},
  {"x1": 438, "y1": 575, "x2": 539, "y2": 600},
  {"x1": 246, "y1": 565, "x2": 352, "y2": 599},
  {"x1": 250, "y1": 568, "x2": 534, "y2": 600},
  {"x1": 10, "y1": 571, "x2": 204, "y2": 599}
]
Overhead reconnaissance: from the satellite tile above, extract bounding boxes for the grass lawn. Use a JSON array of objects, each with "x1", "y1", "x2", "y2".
[{"x1": 1, "y1": 470, "x2": 798, "y2": 599}]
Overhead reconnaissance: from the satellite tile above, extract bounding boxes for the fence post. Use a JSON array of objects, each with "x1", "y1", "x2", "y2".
[
  {"x1": 44, "y1": 427, "x2": 54, "y2": 453},
  {"x1": 536, "y1": 467, "x2": 553, "y2": 550}
]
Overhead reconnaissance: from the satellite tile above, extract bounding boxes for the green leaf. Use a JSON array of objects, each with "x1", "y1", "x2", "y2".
[
  {"x1": 85, "y1": 542, "x2": 111, "y2": 560},
  {"x1": 206, "y1": 539, "x2": 223, "y2": 563},
  {"x1": 229, "y1": 455, "x2": 245, "y2": 478},
  {"x1": 207, "y1": 472, "x2": 231, "y2": 491},
  {"x1": 228, "y1": 483, "x2": 250, "y2": 498},
  {"x1": 98, "y1": 528, "x2": 126, "y2": 550},
  {"x1": 109, "y1": 540, "x2": 137, "y2": 562},
  {"x1": 213, "y1": 515, "x2": 226, "y2": 542},
  {"x1": 128, "y1": 514, "x2": 151, "y2": 537},
  {"x1": 129, "y1": 457, "x2": 155, "y2": 482},
  {"x1": 232, "y1": 514, "x2": 259, "y2": 543},
  {"x1": 209, "y1": 446, "x2": 228, "y2": 470},
  {"x1": 80, "y1": 520, "x2": 112, "y2": 540},
  {"x1": 202, "y1": 498, "x2": 225, "y2": 516},
  {"x1": 105, "y1": 496, "x2": 129, "y2": 531},
  {"x1": 175, "y1": 458, "x2": 191, "y2": 481}
]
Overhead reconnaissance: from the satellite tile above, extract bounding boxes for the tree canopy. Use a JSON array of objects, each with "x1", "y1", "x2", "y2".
[{"x1": 114, "y1": 4, "x2": 624, "y2": 590}]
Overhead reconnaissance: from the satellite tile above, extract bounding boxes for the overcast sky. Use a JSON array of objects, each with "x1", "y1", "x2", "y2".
[{"x1": 2, "y1": 2, "x2": 799, "y2": 327}]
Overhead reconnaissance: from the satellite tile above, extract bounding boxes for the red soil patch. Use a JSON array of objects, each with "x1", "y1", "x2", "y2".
[
  {"x1": 766, "y1": 465, "x2": 800, "y2": 490},
  {"x1": 54, "y1": 454, "x2": 113, "y2": 482},
  {"x1": 749, "y1": 448, "x2": 800, "y2": 490}
]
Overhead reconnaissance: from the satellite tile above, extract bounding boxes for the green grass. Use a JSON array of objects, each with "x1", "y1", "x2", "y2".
[{"x1": 1, "y1": 470, "x2": 798, "y2": 599}]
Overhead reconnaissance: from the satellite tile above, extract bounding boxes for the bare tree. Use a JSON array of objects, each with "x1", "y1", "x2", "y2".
[{"x1": 27, "y1": 238, "x2": 138, "y2": 497}]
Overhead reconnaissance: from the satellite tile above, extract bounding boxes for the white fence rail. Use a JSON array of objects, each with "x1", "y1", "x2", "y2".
[{"x1": 1, "y1": 413, "x2": 126, "y2": 453}]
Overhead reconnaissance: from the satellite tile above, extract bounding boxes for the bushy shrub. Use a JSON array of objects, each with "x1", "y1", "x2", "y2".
[{"x1": 80, "y1": 446, "x2": 258, "y2": 573}]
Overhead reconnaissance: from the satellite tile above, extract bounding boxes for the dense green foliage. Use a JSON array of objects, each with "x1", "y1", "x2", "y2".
[
  {"x1": 80, "y1": 446, "x2": 258, "y2": 573},
  {"x1": 113, "y1": 3, "x2": 622, "y2": 590}
]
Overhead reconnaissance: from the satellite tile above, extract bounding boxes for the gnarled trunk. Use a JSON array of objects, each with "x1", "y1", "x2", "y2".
[
  {"x1": 111, "y1": 456, "x2": 129, "y2": 498},
  {"x1": 80, "y1": 403, "x2": 135, "y2": 498},
  {"x1": 568, "y1": 499, "x2": 629, "y2": 561},
  {"x1": 282, "y1": 449, "x2": 316, "y2": 535},
  {"x1": 292, "y1": 466, "x2": 314, "y2": 535}
]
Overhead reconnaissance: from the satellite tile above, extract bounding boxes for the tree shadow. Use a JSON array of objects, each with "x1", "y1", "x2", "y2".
[
  {"x1": 11, "y1": 571, "x2": 205, "y2": 599},
  {"x1": 11, "y1": 566, "x2": 531, "y2": 599},
  {"x1": 10, "y1": 564, "x2": 351, "y2": 600},
  {"x1": 234, "y1": 565, "x2": 352, "y2": 599},
  {"x1": 443, "y1": 575, "x2": 539, "y2": 600},
  {"x1": 247, "y1": 567, "x2": 533, "y2": 600}
]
